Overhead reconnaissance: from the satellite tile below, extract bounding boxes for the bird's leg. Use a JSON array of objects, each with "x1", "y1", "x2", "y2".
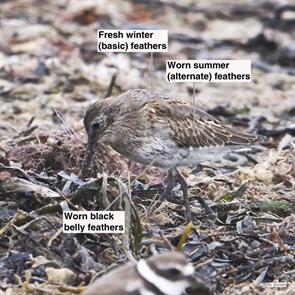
[
  {"x1": 149, "y1": 167, "x2": 192, "y2": 222},
  {"x1": 169, "y1": 169, "x2": 215, "y2": 220},
  {"x1": 159, "y1": 167, "x2": 176, "y2": 201},
  {"x1": 171, "y1": 167, "x2": 192, "y2": 222},
  {"x1": 148, "y1": 168, "x2": 175, "y2": 217},
  {"x1": 195, "y1": 196, "x2": 215, "y2": 217}
]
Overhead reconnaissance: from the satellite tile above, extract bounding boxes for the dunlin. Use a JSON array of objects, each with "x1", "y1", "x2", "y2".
[{"x1": 81, "y1": 89, "x2": 264, "y2": 220}]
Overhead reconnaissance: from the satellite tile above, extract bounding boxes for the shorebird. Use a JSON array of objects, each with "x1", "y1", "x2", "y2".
[
  {"x1": 81, "y1": 89, "x2": 264, "y2": 220},
  {"x1": 82, "y1": 252, "x2": 211, "y2": 295}
]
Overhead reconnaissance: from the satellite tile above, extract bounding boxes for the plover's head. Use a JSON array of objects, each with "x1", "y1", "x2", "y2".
[
  {"x1": 83, "y1": 252, "x2": 211, "y2": 295},
  {"x1": 136, "y1": 252, "x2": 211, "y2": 295}
]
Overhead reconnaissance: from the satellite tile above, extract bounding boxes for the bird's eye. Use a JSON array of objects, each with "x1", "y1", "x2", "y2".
[
  {"x1": 167, "y1": 268, "x2": 181, "y2": 277},
  {"x1": 92, "y1": 120, "x2": 102, "y2": 129}
]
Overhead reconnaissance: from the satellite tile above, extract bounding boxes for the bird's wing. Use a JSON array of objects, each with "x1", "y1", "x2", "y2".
[{"x1": 149, "y1": 99, "x2": 263, "y2": 148}]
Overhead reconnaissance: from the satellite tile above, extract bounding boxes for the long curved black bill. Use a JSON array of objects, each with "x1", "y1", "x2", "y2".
[{"x1": 80, "y1": 139, "x2": 97, "y2": 181}]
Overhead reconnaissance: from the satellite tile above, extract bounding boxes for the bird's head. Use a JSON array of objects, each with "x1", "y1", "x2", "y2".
[
  {"x1": 80, "y1": 89, "x2": 150, "y2": 179},
  {"x1": 81, "y1": 99, "x2": 119, "y2": 180},
  {"x1": 137, "y1": 252, "x2": 211, "y2": 295},
  {"x1": 84, "y1": 101, "x2": 115, "y2": 143}
]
